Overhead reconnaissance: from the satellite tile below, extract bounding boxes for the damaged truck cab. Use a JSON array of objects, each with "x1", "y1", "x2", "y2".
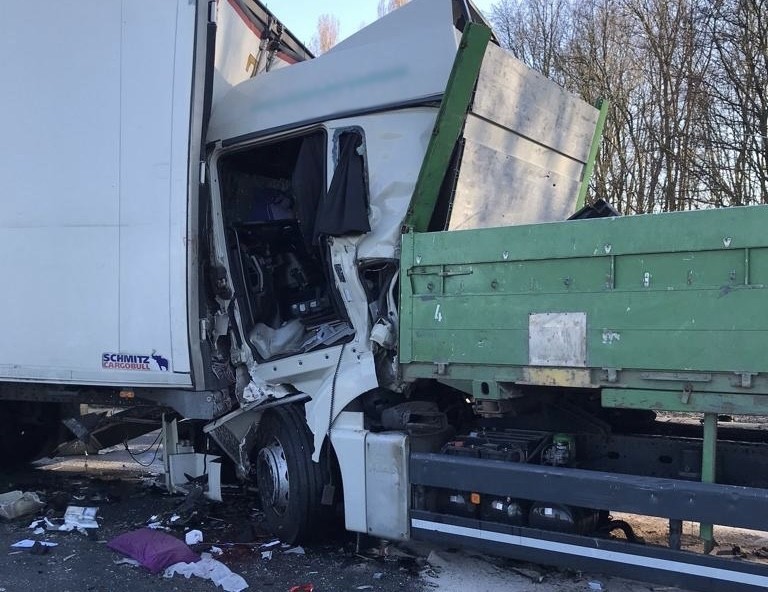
[
  {"x1": 5, "y1": 2, "x2": 768, "y2": 591},
  {"x1": 201, "y1": 0, "x2": 495, "y2": 539}
]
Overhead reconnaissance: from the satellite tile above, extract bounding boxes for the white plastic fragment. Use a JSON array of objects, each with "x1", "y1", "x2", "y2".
[
  {"x1": 114, "y1": 558, "x2": 141, "y2": 567},
  {"x1": 588, "y1": 581, "x2": 605, "y2": 591},
  {"x1": 283, "y1": 546, "x2": 305, "y2": 555},
  {"x1": 210, "y1": 546, "x2": 223, "y2": 556},
  {"x1": 261, "y1": 550, "x2": 272, "y2": 560},
  {"x1": 11, "y1": 539, "x2": 58, "y2": 548},
  {"x1": 185, "y1": 529, "x2": 203, "y2": 545},
  {"x1": 163, "y1": 552, "x2": 248, "y2": 592},
  {"x1": 0, "y1": 491, "x2": 45, "y2": 520}
]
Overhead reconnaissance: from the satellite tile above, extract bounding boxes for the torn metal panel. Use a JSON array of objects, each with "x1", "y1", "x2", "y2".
[{"x1": 448, "y1": 42, "x2": 600, "y2": 230}]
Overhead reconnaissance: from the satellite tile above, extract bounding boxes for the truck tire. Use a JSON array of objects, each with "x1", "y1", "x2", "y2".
[{"x1": 254, "y1": 405, "x2": 330, "y2": 544}]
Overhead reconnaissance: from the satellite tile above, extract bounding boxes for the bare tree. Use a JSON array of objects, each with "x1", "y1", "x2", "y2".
[
  {"x1": 310, "y1": 14, "x2": 340, "y2": 55},
  {"x1": 487, "y1": 0, "x2": 766, "y2": 214},
  {"x1": 702, "y1": 0, "x2": 768, "y2": 205},
  {"x1": 378, "y1": 0, "x2": 409, "y2": 18}
]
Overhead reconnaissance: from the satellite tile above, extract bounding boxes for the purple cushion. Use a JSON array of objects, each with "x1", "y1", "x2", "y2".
[{"x1": 108, "y1": 528, "x2": 200, "y2": 574}]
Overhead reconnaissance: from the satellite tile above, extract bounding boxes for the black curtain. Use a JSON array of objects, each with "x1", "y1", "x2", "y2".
[
  {"x1": 313, "y1": 132, "x2": 370, "y2": 241},
  {"x1": 291, "y1": 132, "x2": 326, "y2": 246}
]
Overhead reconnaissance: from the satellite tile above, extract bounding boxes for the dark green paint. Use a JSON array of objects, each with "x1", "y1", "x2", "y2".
[
  {"x1": 575, "y1": 98, "x2": 610, "y2": 211},
  {"x1": 403, "y1": 23, "x2": 492, "y2": 232},
  {"x1": 399, "y1": 205, "x2": 768, "y2": 410}
]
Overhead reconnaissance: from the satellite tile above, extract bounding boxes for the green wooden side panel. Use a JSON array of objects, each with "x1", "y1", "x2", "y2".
[
  {"x1": 400, "y1": 206, "x2": 768, "y2": 396},
  {"x1": 602, "y1": 389, "x2": 768, "y2": 414}
]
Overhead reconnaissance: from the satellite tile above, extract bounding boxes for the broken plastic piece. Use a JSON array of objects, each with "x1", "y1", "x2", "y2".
[
  {"x1": 0, "y1": 491, "x2": 45, "y2": 520},
  {"x1": 185, "y1": 529, "x2": 203, "y2": 545},
  {"x1": 11, "y1": 539, "x2": 58, "y2": 548},
  {"x1": 283, "y1": 546, "x2": 305, "y2": 555},
  {"x1": 288, "y1": 585, "x2": 314, "y2": 592}
]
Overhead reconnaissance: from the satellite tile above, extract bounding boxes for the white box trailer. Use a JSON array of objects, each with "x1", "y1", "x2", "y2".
[{"x1": 0, "y1": 0, "x2": 309, "y2": 389}]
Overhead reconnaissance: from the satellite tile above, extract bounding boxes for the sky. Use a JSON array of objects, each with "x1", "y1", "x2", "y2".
[{"x1": 262, "y1": 0, "x2": 495, "y2": 49}]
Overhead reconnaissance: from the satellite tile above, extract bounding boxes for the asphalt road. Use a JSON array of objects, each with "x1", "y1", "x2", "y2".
[{"x1": 0, "y1": 438, "x2": 688, "y2": 592}]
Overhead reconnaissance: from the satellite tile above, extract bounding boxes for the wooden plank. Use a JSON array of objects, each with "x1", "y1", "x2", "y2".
[{"x1": 472, "y1": 43, "x2": 598, "y2": 164}]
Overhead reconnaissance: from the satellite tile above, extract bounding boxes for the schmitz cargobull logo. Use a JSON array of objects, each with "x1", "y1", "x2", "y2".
[{"x1": 102, "y1": 351, "x2": 169, "y2": 372}]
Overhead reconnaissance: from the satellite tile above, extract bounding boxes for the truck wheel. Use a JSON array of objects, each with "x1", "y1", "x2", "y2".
[{"x1": 254, "y1": 405, "x2": 329, "y2": 544}]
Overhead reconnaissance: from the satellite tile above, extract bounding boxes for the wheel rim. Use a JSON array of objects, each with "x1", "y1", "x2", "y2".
[{"x1": 257, "y1": 437, "x2": 290, "y2": 516}]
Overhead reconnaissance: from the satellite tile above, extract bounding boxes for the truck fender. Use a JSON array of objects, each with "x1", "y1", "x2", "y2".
[{"x1": 304, "y1": 347, "x2": 378, "y2": 462}]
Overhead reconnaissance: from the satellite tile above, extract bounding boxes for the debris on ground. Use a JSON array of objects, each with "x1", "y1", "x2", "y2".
[
  {"x1": 163, "y1": 552, "x2": 248, "y2": 592},
  {"x1": 426, "y1": 549, "x2": 449, "y2": 567},
  {"x1": 288, "y1": 585, "x2": 314, "y2": 592},
  {"x1": 284, "y1": 546, "x2": 305, "y2": 555},
  {"x1": 11, "y1": 539, "x2": 58, "y2": 548},
  {"x1": 185, "y1": 529, "x2": 204, "y2": 545},
  {"x1": 114, "y1": 558, "x2": 142, "y2": 568},
  {"x1": 0, "y1": 491, "x2": 45, "y2": 520},
  {"x1": 509, "y1": 565, "x2": 546, "y2": 583},
  {"x1": 108, "y1": 528, "x2": 200, "y2": 573},
  {"x1": 64, "y1": 505, "x2": 99, "y2": 529}
]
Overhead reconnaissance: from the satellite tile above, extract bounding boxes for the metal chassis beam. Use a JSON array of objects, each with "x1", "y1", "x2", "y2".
[
  {"x1": 410, "y1": 452, "x2": 768, "y2": 531},
  {"x1": 411, "y1": 510, "x2": 768, "y2": 592}
]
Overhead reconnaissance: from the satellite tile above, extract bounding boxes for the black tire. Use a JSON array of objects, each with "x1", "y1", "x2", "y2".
[{"x1": 254, "y1": 405, "x2": 332, "y2": 544}]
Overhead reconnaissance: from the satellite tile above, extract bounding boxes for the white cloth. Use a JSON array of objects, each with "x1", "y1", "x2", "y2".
[{"x1": 163, "y1": 552, "x2": 248, "y2": 592}]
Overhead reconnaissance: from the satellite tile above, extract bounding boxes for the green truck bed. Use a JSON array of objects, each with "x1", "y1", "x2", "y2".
[{"x1": 400, "y1": 205, "x2": 768, "y2": 414}]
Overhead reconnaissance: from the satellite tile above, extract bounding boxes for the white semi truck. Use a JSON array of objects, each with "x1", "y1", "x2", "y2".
[{"x1": 3, "y1": 2, "x2": 768, "y2": 591}]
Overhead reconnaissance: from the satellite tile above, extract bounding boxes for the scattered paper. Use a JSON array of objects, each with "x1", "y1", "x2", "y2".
[
  {"x1": 11, "y1": 539, "x2": 58, "y2": 548},
  {"x1": 64, "y1": 506, "x2": 99, "y2": 529}
]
